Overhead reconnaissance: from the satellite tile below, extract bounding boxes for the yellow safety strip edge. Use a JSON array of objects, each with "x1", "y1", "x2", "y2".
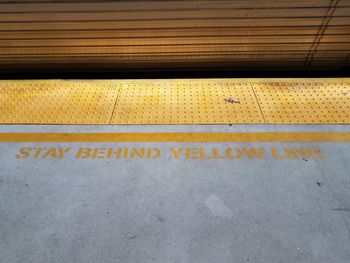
[{"x1": 0, "y1": 132, "x2": 349, "y2": 142}]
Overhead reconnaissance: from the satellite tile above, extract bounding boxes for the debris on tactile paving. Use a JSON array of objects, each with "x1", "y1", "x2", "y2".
[{"x1": 224, "y1": 97, "x2": 240, "y2": 104}]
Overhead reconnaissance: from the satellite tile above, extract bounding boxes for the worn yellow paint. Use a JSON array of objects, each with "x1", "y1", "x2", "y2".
[
  {"x1": 14, "y1": 146, "x2": 325, "y2": 160},
  {"x1": 0, "y1": 132, "x2": 349, "y2": 142},
  {"x1": 0, "y1": 78, "x2": 349, "y2": 124}
]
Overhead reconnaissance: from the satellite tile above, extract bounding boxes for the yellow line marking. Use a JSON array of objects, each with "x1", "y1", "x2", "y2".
[{"x1": 0, "y1": 132, "x2": 349, "y2": 142}]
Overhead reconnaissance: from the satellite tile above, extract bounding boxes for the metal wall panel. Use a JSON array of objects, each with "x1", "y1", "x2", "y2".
[{"x1": 0, "y1": 0, "x2": 349, "y2": 72}]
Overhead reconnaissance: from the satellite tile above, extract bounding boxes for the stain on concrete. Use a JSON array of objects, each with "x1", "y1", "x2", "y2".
[
  {"x1": 331, "y1": 208, "x2": 350, "y2": 212},
  {"x1": 316, "y1": 181, "x2": 324, "y2": 187},
  {"x1": 204, "y1": 194, "x2": 233, "y2": 218},
  {"x1": 156, "y1": 215, "x2": 165, "y2": 223},
  {"x1": 129, "y1": 234, "x2": 137, "y2": 240}
]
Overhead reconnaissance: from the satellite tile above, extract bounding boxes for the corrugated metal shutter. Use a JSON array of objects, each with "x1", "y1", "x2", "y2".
[{"x1": 0, "y1": 0, "x2": 349, "y2": 72}]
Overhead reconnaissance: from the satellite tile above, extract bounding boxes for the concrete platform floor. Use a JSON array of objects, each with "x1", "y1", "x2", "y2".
[{"x1": 0, "y1": 124, "x2": 350, "y2": 263}]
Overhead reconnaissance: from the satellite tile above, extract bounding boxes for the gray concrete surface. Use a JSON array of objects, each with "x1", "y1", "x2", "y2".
[{"x1": 0, "y1": 125, "x2": 350, "y2": 263}]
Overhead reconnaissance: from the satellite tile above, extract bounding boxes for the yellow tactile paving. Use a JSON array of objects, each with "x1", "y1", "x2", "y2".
[
  {"x1": 0, "y1": 79, "x2": 350, "y2": 125},
  {"x1": 0, "y1": 80, "x2": 119, "y2": 124},
  {"x1": 111, "y1": 80, "x2": 264, "y2": 124},
  {"x1": 252, "y1": 81, "x2": 350, "y2": 124}
]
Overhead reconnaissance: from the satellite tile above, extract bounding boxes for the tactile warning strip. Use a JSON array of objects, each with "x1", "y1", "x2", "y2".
[
  {"x1": 0, "y1": 79, "x2": 349, "y2": 125},
  {"x1": 0, "y1": 80, "x2": 120, "y2": 124},
  {"x1": 111, "y1": 79, "x2": 264, "y2": 124},
  {"x1": 252, "y1": 81, "x2": 350, "y2": 124}
]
